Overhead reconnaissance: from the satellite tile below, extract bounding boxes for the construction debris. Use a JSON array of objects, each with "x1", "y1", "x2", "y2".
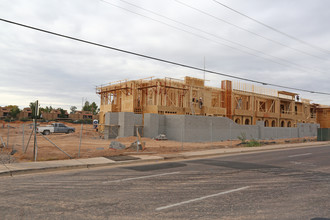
[
  {"x1": 129, "y1": 141, "x2": 145, "y2": 151},
  {"x1": 0, "y1": 152, "x2": 17, "y2": 164},
  {"x1": 109, "y1": 141, "x2": 126, "y2": 150},
  {"x1": 0, "y1": 136, "x2": 5, "y2": 148},
  {"x1": 155, "y1": 134, "x2": 168, "y2": 141}
]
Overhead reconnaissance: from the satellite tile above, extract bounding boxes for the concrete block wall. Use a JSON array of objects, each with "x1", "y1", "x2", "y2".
[
  {"x1": 144, "y1": 114, "x2": 166, "y2": 138},
  {"x1": 183, "y1": 115, "x2": 212, "y2": 142},
  {"x1": 232, "y1": 124, "x2": 259, "y2": 141},
  {"x1": 104, "y1": 112, "x2": 145, "y2": 139},
  {"x1": 144, "y1": 113, "x2": 160, "y2": 138},
  {"x1": 216, "y1": 117, "x2": 259, "y2": 141},
  {"x1": 133, "y1": 114, "x2": 143, "y2": 136},
  {"x1": 103, "y1": 112, "x2": 318, "y2": 141},
  {"x1": 180, "y1": 115, "x2": 259, "y2": 142},
  {"x1": 143, "y1": 114, "x2": 318, "y2": 142},
  {"x1": 165, "y1": 115, "x2": 260, "y2": 142},
  {"x1": 104, "y1": 112, "x2": 119, "y2": 125},
  {"x1": 297, "y1": 123, "x2": 319, "y2": 138},
  {"x1": 134, "y1": 114, "x2": 143, "y2": 126},
  {"x1": 164, "y1": 115, "x2": 185, "y2": 141},
  {"x1": 118, "y1": 112, "x2": 135, "y2": 137},
  {"x1": 159, "y1": 114, "x2": 166, "y2": 134},
  {"x1": 262, "y1": 127, "x2": 298, "y2": 140},
  {"x1": 104, "y1": 112, "x2": 119, "y2": 139}
]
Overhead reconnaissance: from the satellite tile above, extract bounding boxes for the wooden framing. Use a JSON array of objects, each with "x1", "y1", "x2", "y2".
[
  {"x1": 97, "y1": 76, "x2": 318, "y2": 128},
  {"x1": 316, "y1": 106, "x2": 330, "y2": 128},
  {"x1": 97, "y1": 76, "x2": 227, "y2": 118}
]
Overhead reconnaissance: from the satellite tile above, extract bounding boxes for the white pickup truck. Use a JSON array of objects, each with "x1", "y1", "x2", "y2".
[{"x1": 37, "y1": 123, "x2": 75, "y2": 135}]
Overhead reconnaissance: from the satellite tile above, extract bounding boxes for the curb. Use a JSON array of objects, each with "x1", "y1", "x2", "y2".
[
  {"x1": 3, "y1": 164, "x2": 89, "y2": 177},
  {"x1": 179, "y1": 142, "x2": 330, "y2": 160},
  {"x1": 159, "y1": 142, "x2": 330, "y2": 161},
  {"x1": 0, "y1": 157, "x2": 165, "y2": 177}
]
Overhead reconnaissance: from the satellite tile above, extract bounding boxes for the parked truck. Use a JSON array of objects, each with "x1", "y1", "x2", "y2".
[{"x1": 37, "y1": 123, "x2": 75, "y2": 135}]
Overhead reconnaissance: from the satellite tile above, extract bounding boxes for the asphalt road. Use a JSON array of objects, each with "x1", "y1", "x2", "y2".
[{"x1": 1, "y1": 145, "x2": 330, "y2": 220}]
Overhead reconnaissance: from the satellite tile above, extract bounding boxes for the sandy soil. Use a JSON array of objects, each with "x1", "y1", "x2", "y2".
[{"x1": 0, "y1": 120, "x2": 316, "y2": 162}]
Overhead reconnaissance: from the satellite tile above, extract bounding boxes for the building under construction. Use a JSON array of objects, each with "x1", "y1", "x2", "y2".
[
  {"x1": 96, "y1": 76, "x2": 317, "y2": 128},
  {"x1": 316, "y1": 106, "x2": 330, "y2": 128}
]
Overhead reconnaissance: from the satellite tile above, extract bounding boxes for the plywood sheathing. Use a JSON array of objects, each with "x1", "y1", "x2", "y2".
[{"x1": 97, "y1": 76, "x2": 318, "y2": 128}]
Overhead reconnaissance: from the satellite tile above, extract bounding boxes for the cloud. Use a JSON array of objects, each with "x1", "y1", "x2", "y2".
[{"x1": 0, "y1": 0, "x2": 329, "y2": 112}]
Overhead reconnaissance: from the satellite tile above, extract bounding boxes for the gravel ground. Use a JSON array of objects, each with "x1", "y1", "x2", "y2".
[{"x1": 0, "y1": 151, "x2": 17, "y2": 164}]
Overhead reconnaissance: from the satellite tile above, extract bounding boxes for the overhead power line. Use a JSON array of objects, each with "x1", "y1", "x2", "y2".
[
  {"x1": 101, "y1": 0, "x2": 327, "y2": 76},
  {"x1": 175, "y1": 0, "x2": 326, "y2": 61},
  {"x1": 212, "y1": 0, "x2": 330, "y2": 55},
  {"x1": 0, "y1": 17, "x2": 329, "y2": 95}
]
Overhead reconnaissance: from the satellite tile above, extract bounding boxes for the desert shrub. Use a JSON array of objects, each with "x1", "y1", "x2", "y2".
[
  {"x1": 237, "y1": 132, "x2": 247, "y2": 144},
  {"x1": 245, "y1": 139, "x2": 261, "y2": 147}
]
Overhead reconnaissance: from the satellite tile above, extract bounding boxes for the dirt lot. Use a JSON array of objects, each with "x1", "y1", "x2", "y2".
[{"x1": 0, "y1": 120, "x2": 316, "y2": 162}]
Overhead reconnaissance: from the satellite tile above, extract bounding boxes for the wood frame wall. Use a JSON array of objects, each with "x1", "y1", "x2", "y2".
[{"x1": 97, "y1": 76, "x2": 318, "y2": 128}]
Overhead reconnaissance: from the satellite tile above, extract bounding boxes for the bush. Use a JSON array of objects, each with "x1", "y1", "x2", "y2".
[
  {"x1": 245, "y1": 139, "x2": 261, "y2": 147},
  {"x1": 20, "y1": 118, "x2": 30, "y2": 122},
  {"x1": 237, "y1": 133, "x2": 247, "y2": 144},
  {"x1": 72, "y1": 119, "x2": 93, "y2": 124}
]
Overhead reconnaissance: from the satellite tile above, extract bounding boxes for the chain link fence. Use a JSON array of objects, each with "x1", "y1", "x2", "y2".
[{"x1": 0, "y1": 122, "x2": 112, "y2": 162}]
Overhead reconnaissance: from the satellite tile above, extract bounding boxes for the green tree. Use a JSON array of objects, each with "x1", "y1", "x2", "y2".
[
  {"x1": 29, "y1": 102, "x2": 38, "y2": 118},
  {"x1": 82, "y1": 101, "x2": 99, "y2": 115},
  {"x1": 7, "y1": 105, "x2": 21, "y2": 119},
  {"x1": 39, "y1": 107, "x2": 45, "y2": 113},
  {"x1": 43, "y1": 106, "x2": 53, "y2": 113},
  {"x1": 57, "y1": 108, "x2": 68, "y2": 118},
  {"x1": 82, "y1": 101, "x2": 91, "y2": 111},
  {"x1": 90, "y1": 102, "x2": 99, "y2": 115},
  {"x1": 70, "y1": 106, "x2": 77, "y2": 114}
]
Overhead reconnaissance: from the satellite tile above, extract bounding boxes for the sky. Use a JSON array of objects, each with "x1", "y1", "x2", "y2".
[{"x1": 1, "y1": 0, "x2": 330, "y2": 111}]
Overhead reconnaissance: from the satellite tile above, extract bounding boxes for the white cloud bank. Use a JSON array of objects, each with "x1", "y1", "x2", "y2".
[{"x1": 0, "y1": 0, "x2": 330, "y2": 110}]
